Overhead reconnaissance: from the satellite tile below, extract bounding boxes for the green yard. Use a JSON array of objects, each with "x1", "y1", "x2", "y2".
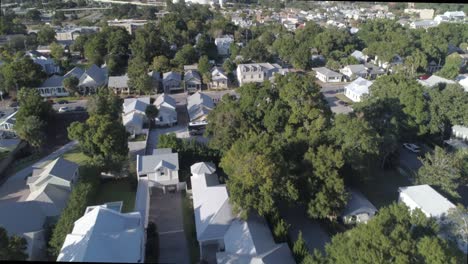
[
  {"x1": 129, "y1": 134, "x2": 147, "y2": 142},
  {"x1": 92, "y1": 177, "x2": 137, "y2": 213},
  {"x1": 181, "y1": 191, "x2": 200, "y2": 263},
  {"x1": 353, "y1": 166, "x2": 412, "y2": 209},
  {"x1": 63, "y1": 148, "x2": 89, "y2": 165},
  {"x1": 335, "y1": 93, "x2": 354, "y2": 104}
]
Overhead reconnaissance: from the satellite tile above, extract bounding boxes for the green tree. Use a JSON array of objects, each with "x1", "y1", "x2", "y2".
[
  {"x1": 49, "y1": 42, "x2": 65, "y2": 63},
  {"x1": 172, "y1": 44, "x2": 197, "y2": 68},
  {"x1": 241, "y1": 39, "x2": 271, "y2": 62},
  {"x1": 0, "y1": 56, "x2": 46, "y2": 93},
  {"x1": 198, "y1": 55, "x2": 210, "y2": 75},
  {"x1": 145, "y1": 105, "x2": 159, "y2": 124},
  {"x1": 417, "y1": 147, "x2": 465, "y2": 198},
  {"x1": 84, "y1": 34, "x2": 107, "y2": 66},
  {"x1": 25, "y1": 9, "x2": 41, "y2": 22},
  {"x1": 86, "y1": 88, "x2": 123, "y2": 120},
  {"x1": 151, "y1": 55, "x2": 171, "y2": 73},
  {"x1": 37, "y1": 25, "x2": 56, "y2": 45},
  {"x1": 62, "y1": 76, "x2": 79, "y2": 96},
  {"x1": 128, "y1": 57, "x2": 152, "y2": 95},
  {"x1": 440, "y1": 204, "x2": 468, "y2": 253},
  {"x1": 437, "y1": 53, "x2": 462, "y2": 80},
  {"x1": 304, "y1": 145, "x2": 347, "y2": 219},
  {"x1": 320, "y1": 203, "x2": 462, "y2": 264},
  {"x1": 404, "y1": 49, "x2": 428, "y2": 76},
  {"x1": 71, "y1": 34, "x2": 89, "y2": 57},
  {"x1": 15, "y1": 115, "x2": 46, "y2": 149},
  {"x1": 68, "y1": 114, "x2": 129, "y2": 173},
  {"x1": 0, "y1": 227, "x2": 28, "y2": 261},
  {"x1": 130, "y1": 23, "x2": 168, "y2": 62},
  {"x1": 293, "y1": 231, "x2": 310, "y2": 263}
]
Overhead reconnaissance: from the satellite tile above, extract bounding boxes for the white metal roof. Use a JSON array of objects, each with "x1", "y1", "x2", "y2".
[
  {"x1": 344, "y1": 77, "x2": 373, "y2": 96},
  {"x1": 399, "y1": 185, "x2": 456, "y2": 218}
]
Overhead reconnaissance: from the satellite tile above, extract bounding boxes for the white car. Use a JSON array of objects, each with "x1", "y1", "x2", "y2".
[
  {"x1": 403, "y1": 143, "x2": 421, "y2": 153},
  {"x1": 58, "y1": 107, "x2": 69, "y2": 113}
]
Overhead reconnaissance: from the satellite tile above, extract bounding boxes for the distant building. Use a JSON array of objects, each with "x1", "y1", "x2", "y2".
[
  {"x1": 409, "y1": 20, "x2": 438, "y2": 29},
  {"x1": 236, "y1": 63, "x2": 285, "y2": 85},
  {"x1": 417, "y1": 75, "x2": 456, "y2": 88},
  {"x1": 107, "y1": 19, "x2": 148, "y2": 34},
  {"x1": 26, "y1": 50, "x2": 60, "y2": 75},
  {"x1": 403, "y1": 8, "x2": 435, "y2": 20},
  {"x1": 443, "y1": 11, "x2": 465, "y2": 21},
  {"x1": 214, "y1": 35, "x2": 234, "y2": 56},
  {"x1": 312, "y1": 67, "x2": 343, "y2": 83}
]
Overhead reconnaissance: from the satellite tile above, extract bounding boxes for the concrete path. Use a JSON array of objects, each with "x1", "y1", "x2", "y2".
[
  {"x1": 149, "y1": 188, "x2": 190, "y2": 264},
  {"x1": 0, "y1": 141, "x2": 78, "y2": 203},
  {"x1": 318, "y1": 81, "x2": 354, "y2": 114}
]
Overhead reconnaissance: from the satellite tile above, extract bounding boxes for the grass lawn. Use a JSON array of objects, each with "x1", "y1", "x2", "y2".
[
  {"x1": 92, "y1": 177, "x2": 137, "y2": 213},
  {"x1": 352, "y1": 166, "x2": 412, "y2": 209},
  {"x1": 335, "y1": 93, "x2": 354, "y2": 104},
  {"x1": 181, "y1": 191, "x2": 200, "y2": 263},
  {"x1": 62, "y1": 148, "x2": 89, "y2": 165}
]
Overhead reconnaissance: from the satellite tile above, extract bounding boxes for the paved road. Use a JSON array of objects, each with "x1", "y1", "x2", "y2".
[
  {"x1": 0, "y1": 141, "x2": 78, "y2": 203},
  {"x1": 149, "y1": 188, "x2": 190, "y2": 264},
  {"x1": 317, "y1": 81, "x2": 353, "y2": 114},
  {"x1": 51, "y1": 100, "x2": 87, "y2": 111}
]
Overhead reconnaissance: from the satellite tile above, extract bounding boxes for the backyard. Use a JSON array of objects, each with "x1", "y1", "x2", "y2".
[{"x1": 181, "y1": 191, "x2": 200, "y2": 263}]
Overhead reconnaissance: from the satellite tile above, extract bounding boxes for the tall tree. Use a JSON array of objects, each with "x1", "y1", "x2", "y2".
[
  {"x1": 0, "y1": 227, "x2": 28, "y2": 261},
  {"x1": 440, "y1": 204, "x2": 468, "y2": 254},
  {"x1": 49, "y1": 42, "x2": 65, "y2": 63},
  {"x1": 171, "y1": 44, "x2": 197, "y2": 69},
  {"x1": 437, "y1": 53, "x2": 462, "y2": 80},
  {"x1": 151, "y1": 55, "x2": 171, "y2": 73},
  {"x1": 128, "y1": 57, "x2": 152, "y2": 95},
  {"x1": 198, "y1": 55, "x2": 211, "y2": 75},
  {"x1": 62, "y1": 76, "x2": 79, "y2": 96},
  {"x1": 86, "y1": 88, "x2": 123, "y2": 120},
  {"x1": 0, "y1": 57, "x2": 46, "y2": 93},
  {"x1": 14, "y1": 115, "x2": 46, "y2": 149},
  {"x1": 37, "y1": 25, "x2": 56, "y2": 45},
  {"x1": 417, "y1": 147, "x2": 465, "y2": 198},
  {"x1": 319, "y1": 203, "x2": 462, "y2": 264}
]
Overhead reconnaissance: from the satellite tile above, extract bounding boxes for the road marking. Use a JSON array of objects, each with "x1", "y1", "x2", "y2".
[{"x1": 158, "y1": 229, "x2": 185, "y2": 235}]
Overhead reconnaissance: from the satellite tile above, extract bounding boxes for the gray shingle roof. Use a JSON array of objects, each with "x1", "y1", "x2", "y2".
[
  {"x1": 312, "y1": 67, "x2": 343, "y2": 77},
  {"x1": 184, "y1": 70, "x2": 201, "y2": 83},
  {"x1": 64, "y1": 67, "x2": 85, "y2": 79},
  {"x1": 108, "y1": 74, "x2": 129, "y2": 88},
  {"x1": 187, "y1": 92, "x2": 214, "y2": 122},
  {"x1": 42, "y1": 158, "x2": 79, "y2": 182},
  {"x1": 341, "y1": 189, "x2": 377, "y2": 217},
  {"x1": 40, "y1": 75, "x2": 64, "y2": 88},
  {"x1": 0, "y1": 201, "x2": 47, "y2": 235},
  {"x1": 137, "y1": 149, "x2": 179, "y2": 175},
  {"x1": 163, "y1": 71, "x2": 181, "y2": 81}
]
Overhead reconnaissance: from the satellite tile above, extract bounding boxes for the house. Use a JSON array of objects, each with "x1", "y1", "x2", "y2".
[
  {"x1": 26, "y1": 50, "x2": 60, "y2": 75},
  {"x1": 456, "y1": 75, "x2": 468, "y2": 92},
  {"x1": 344, "y1": 77, "x2": 373, "y2": 102},
  {"x1": 452, "y1": 125, "x2": 468, "y2": 141},
  {"x1": 340, "y1": 64, "x2": 369, "y2": 80},
  {"x1": 0, "y1": 110, "x2": 18, "y2": 139},
  {"x1": 214, "y1": 35, "x2": 234, "y2": 56},
  {"x1": 434, "y1": 15, "x2": 450, "y2": 24},
  {"x1": 153, "y1": 94, "x2": 177, "y2": 127},
  {"x1": 162, "y1": 71, "x2": 182, "y2": 93},
  {"x1": 190, "y1": 162, "x2": 234, "y2": 260},
  {"x1": 340, "y1": 189, "x2": 377, "y2": 224},
  {"x1": 0, "y1": 158, "x2": 79, "y2": 261},
  {"x1": 363, "y1": 63, "x2": 385, "y2": 79},
  {"x1": 184, "y1": 69, "x2": 202, "y2": 93},
  {"x1": 208, "y1": 67, "x2": 229, "y2": 90},
  {"x1": 122, "y1": 97, "x2": 150, "y2": 135},
  {"x1": 236, "y1": 63, "x2": 284, "y2": 85},
  {"x1": 57, "y1": 202, "x2": 144, "y2": 263},
  {"x1": 427, "y1": 60, "x2": 443, "y2": 73},
  {"x1": 136, "y1": 148, "x2": 180, "y2": 193},
  {"x1": 37, "y1": 75, "x2": 68, "y2": 97},
  {"x1": 443, "y1": 11, "x2": 465, "y2": 21},
  {"x1": 398, "y1": 185, "x2": 456, "y2": 218},
  {"x1": 187, "y1": 92, "x2": 215, "y2": 124},
  {"x1": 108, "y1": 74, "x2": 130, "y2": 94},
  {"x1": 217, "y1": 213, "x2": 295, "y2": 264},
  {"x1": 409, "y1": 20, "x2": 438, "y2": 29},
  {"x1": 76, "y1": 64, "x2": 108, "y2": 94},
  {"x1": 417, "y1": 75, "x2": 456, "y2": 88},
  {"x1": 312, "y1": 67, "x2": 343, "y2": 83},
  {"x1": 350, "y1": 50, "x2": 368, "y2": 63}
]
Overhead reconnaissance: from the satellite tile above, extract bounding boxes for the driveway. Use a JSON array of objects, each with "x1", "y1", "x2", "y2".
[
  {"x1": 280, "y1": 205, "x2": 331, "y2": 254},
  {"x1": 0, "y1": 140, "x2": 78, "y2": 204},
  {"x1": 318, "y1": 81, "x2": 353, "y2": 114},
  {"x1": 149, "y1": 188, "x2": 190, "y2": 264}
]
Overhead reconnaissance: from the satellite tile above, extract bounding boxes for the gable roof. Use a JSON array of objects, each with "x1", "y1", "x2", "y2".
[
  {"x1": 211, "y1": 67, "x2": 228, "y2": 81},
  {"x1": 184, "y1": 69, "x2": 202, "y2": 83},
  {"x1": 341, "y1": 189, "x2": 377, "y2": 217},
  {"x1": 123, "y1": 97, "x2": 150, "y2": 115},
  {"x1": 26, "y1": 184, "x2": 71, "y2": 217},
  {"x1": 343, "y1": 64, "x2": 367, "y2": 74},
  {"x1": 137, "y1": 149, "x2": 179, "y2": 175},
  {"x1": 312, "y1": 67, "x2": 343, "y2": 78},
  {"x1": 191, "y1": 162, "x2": 217, "y2": 175},
  {"x1": 30, "y1": 158, "x2": 79, "y2": 186},
  {"x1": 191, "y1": 170, "x2": 234, "y2": 241},
  {"x1": 163, "y1": 71, "x2": 181, "y2": 81},
  {"x1": 123, "y1": 112, "x2": 144, "y2": 127},
  {"x1": 399, "y1": 184, "x2": 456, "y2": 217},
  {"x1": 187, "y1": 92, "x2": 215, "y2": 122},
  {"x1": 79, "y1": 64, "x2": 107, "y2": 86},
  {"x1": 154, "y1": 94, "x2": 176, "y2": 109},
  {"x1": 0, "y1": 201, "x2": 47, "y2": 236},
  {"x1": 40, "y1": 75, "x2": 64, "y2": 88},
  {"x1": 344, "y1": 77, "x2": 373, "y2": 96},
  {"x1": 108, "y1": 74, "x2": 129, "y2": 88},
  {"x1": 57, "y1": 205, "x2": 143, "y2": 263},
  {"x1": 418, "y1": 75, "x2": 456, "y2": 87},
  {"x1": 64, "y1": 67, "x2": 85, "y2": 79},
  {"x1": 351, "y1": 50, "x2": 365, "y2": 60}
]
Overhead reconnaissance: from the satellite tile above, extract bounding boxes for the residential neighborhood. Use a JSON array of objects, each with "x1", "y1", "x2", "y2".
[{"x1": 0, "y1": 0, "x2": 467, "y2": 263}]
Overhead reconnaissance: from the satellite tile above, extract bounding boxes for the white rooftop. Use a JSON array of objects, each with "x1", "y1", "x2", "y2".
[
  {"x1": 345, "y1": 77, "x2": 373, "y2": 96},
  {"x1": 399, "y1": 185, "x2": 456, "y2": 218}
]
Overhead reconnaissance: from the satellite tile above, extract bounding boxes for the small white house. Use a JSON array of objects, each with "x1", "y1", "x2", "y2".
[
  {"x1": 136, "y1": 148, "x2": 180, "y2": 193},
  {"x1": 312, "y1": 67, "x2": 343, "y2": 83},
  {"x1": 398, "y1": 185, "x2": 456, "y2": 218},
  {"x1": 340, "y1": 189, "x2": 377, "y2": 224},
  {"x1": 122, "y1": 97, "x2": 150, "y2": 136},
  {"x1": 153, "y1": 94, "x2": 177, "y2": 127},
  {"x1": 452, "y1": 125, "x2": 468, "y2": 141},
  {"x1": 236, "y1": 63, "x2": 285, "y2": 86},
  {"x1": 208, "y1": 67, "x2": 229, "y2": 90},
  {"x1": 344, "y1": 77, "x2": 373, "y2": 102},
  {"x1": 214, "y1": 35, "x2": 234, "y2": 56},
  {"x1": 187, "y1": 92, "x2": 215, "y2": 123},
  {"x1": 417, "y1": 75, "x2": 456, "y2": 88}
]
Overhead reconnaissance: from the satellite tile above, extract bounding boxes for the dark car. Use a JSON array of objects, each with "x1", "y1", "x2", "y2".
[
  {"x1": 337, "y1": 100, "x2": 349, "y2": 106},
  {"x1": 58, "y1": 100, "x2": 69, "y2": 104},
  {"x1": 74, "y1": 106, "x2": 85, "y2": 112}
]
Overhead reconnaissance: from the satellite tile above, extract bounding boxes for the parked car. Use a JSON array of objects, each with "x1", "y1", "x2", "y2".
[
  {"x1": 74, "y1": 106, "x2": 85, "y2": 112},
  {"x1": 58, "y1": 107, "x2": 69, "y2": 113},
  {"x1": 57, "y1": 100, "x2": 69, "y2": 104},
  {"x1": 403, "y1": 143, "x2": 421, "y2": 153},
  {"x1": 9, "y1": 102, "x2": 18, "y2": 108}
]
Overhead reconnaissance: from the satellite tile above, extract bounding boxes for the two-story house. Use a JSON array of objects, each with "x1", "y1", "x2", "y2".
[
  {"x1": 163, "y1": 71, "x2": 182, "y2": 93},
  {"x1": 136, "y1": 148, "x2": 180, "y2": 193},
  {"x1": 214, "y1": 35, "x2": 234, "y2": 56},
  {"x1": 184, "y1": 69, "x2": 202, "y2": 93},
  {"x1": 236, "y1": 63, "x2": 284, "y2": 85}
]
